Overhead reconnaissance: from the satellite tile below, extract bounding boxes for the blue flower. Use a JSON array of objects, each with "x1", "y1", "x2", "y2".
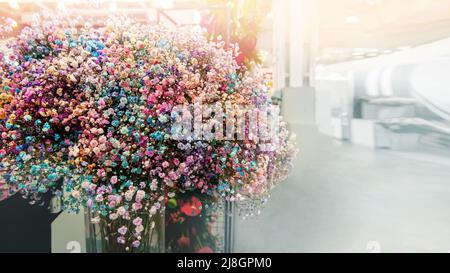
[{"x1": 42, "y1": 122, "x2": 51, "y2": 132}]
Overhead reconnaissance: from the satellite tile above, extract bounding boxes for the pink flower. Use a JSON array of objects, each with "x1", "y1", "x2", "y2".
[
  {"x1": 110, "y1": 176, "x2": 118, "y2": 184},
  {"x1": 96, "y1": 169, "x2": 105, "y2": 177},
  {"x1": 95, "y1": 194, "x2": 103, "y2": 202},
  {"x1": 147, "y1": 94, "x2": 156, "y2": 104},
  {"x1": 186, "y1": 156, "x2": 194, "y2": 164},
  {"x1": 135, "y1": 190, "x2": 145, "y2": 202},
  {"x1": 132, "y1": 202, "x2": 143, "y2": 211},
  {"x1": 90, "y1": 139, "x2": 98, "y2": 147},
  {"x1": 81, "y1": 181, "x2": 90, "y2": 189},
  {"x1": 98, "y1": 98, "x2": 106, "y2": 107},
  {"x1": 118, "y1": 226, "x2": 128, "y2": 235},
  {"x1": 162, "y1": 161, "x2": 170, "y2": 168},
  {"x1": 168, "y1": 171, "x2": 177, "y2": 180},
  {"x1": 132, "y1": 217, "x2": 143, "y2": 226},
  {"x1": 107, "y1": 195, "x2": 116, "y2": 202},
  {"x1": 71, "y1": 190, "x2": 80, "y2": 198}
]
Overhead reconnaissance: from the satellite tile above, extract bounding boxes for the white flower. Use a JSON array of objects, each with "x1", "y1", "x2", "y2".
[
  {"x1": 109, "y1": 213, "x2": 119, "y2": 220},
  {"x1": 158, "y1": 115, "x2": 168, "y2": 123},
  {"x1": 135, "y1": 225, "x2": 144, "y2": 233},
  {"x1": 69, "y1": 146, "x2": 79, "y2": 157},
  {"x1": 125, "y1": 190, "x2": 134, "y2": 201},
  {"x1": 150, "y1": 180, "x2": 158, "y2": 191},
  {"x1": 117, "y1": 206, "x2": 126, "y2": 216},
  {"x1": 135, "y1": 190, "x2": 145, "y2": 201},
  {"x1": 95, "y1": 194, "x2": 103, "y2": 202},
  {"x1": 149, "y1": 206, "x2": 157, "y2": 215}
]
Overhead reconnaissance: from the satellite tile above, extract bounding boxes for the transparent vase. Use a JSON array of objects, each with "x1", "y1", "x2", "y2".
[
  {"x1": 84, "y1": 194, "x2": 235, "y2": 253},
  {"x1": 164, "y1": 192, "x2": 236, "y2": 253},
  {"x1": 85, "y1": 208, "x2": 165, "y2": 253}
]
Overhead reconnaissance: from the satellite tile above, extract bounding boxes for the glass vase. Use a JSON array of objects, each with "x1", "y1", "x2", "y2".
[
  {"x1": 84, "y1": 194, "x2": 236, "y2": 253},
  {"x1": 164, "y1": 192, "x2": 236, "y2": 253},
  {"x1": 85, "y1": 208, "x2": 165, "y2": 253}
]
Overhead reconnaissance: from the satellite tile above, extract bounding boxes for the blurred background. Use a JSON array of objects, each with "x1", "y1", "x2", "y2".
[{"x1": 2, "y1": 0, "x2": 450, "y2": 253}]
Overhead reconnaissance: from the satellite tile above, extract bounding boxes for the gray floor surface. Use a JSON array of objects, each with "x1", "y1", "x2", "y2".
[{"x1": 236, "y1": 125, "x2": 450, "y2": 253}]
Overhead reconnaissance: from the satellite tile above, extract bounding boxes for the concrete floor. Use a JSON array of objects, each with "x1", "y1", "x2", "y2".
[{"x1": 236, "y1": 125, "x2": 450, "y2": 253}]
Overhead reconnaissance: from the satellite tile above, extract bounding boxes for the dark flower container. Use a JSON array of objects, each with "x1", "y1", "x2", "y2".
[{"x1": 0, "y1": 192, "x2": 61, "y2": 253}]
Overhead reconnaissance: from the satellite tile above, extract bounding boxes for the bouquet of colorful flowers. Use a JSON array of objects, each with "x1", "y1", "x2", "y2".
[{"x1": 0, "y1": 15, "x2": 296, "y2": 252}]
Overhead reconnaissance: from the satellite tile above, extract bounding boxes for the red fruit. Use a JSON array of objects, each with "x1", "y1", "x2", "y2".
[
  {"x1": 177, "y1": 235, "x2": 190, "y2": 248},
  {"x1": 235, "y1": 51, "x2": 245, "y2": 66},
  {"x1": 180, "y1": 196, "x2": 202, "y2": 217},
  {"x1": 239, "y1": 35, "x2": 257, "y2": 54}
]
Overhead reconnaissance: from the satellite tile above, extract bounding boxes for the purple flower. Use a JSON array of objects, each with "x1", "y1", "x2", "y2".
[
  {"x1": 132, "y1": 240, "x2": 141, "y2": 248},
  {"x1": 118, "y1": 226, "x2": 128, "y2": 235},
  {"x1": 117, "y1": 236, "x2": 126, "y2": 244}
]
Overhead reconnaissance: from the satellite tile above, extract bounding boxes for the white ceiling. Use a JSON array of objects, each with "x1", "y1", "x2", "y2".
[
  {"x1": 319, "y1": 0, "x2": 450, "y2": 48},
  {"x1": 317, "y1": 0, "x2": 450, "y2": 63}
]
